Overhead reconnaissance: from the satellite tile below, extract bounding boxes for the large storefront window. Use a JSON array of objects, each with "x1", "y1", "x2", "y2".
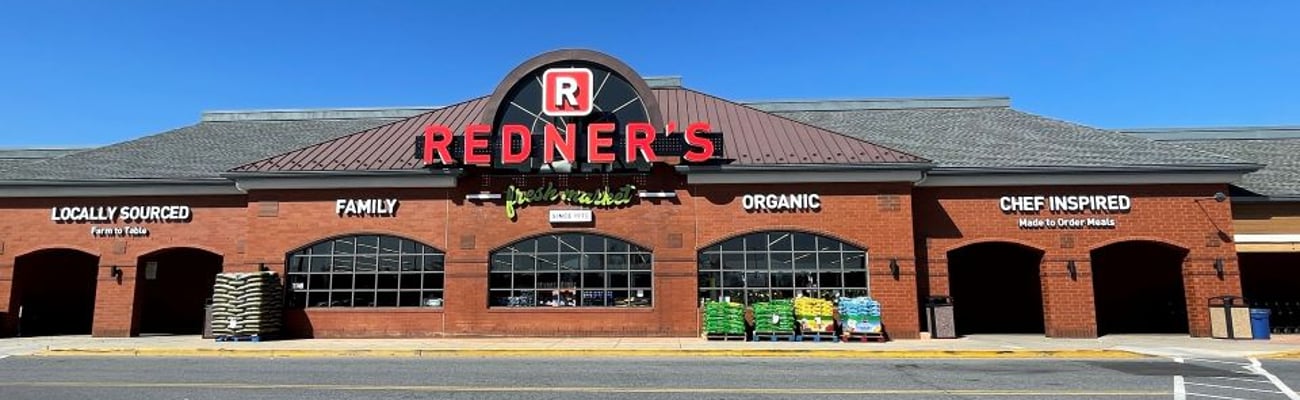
[
  {"x1": 286, "y1": 234, "x2": 445, "y2": 308},
  {"x1": 489, "y1": 233, "x2": 653, "y2": 308},
  {"x1": 698, "y1": 231, "x2": 867, "y2": 306}
]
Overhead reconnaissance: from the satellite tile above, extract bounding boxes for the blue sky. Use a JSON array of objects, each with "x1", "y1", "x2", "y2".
[{"x1": 0, "y1": 1, "x2": 1296, "y2": 147}]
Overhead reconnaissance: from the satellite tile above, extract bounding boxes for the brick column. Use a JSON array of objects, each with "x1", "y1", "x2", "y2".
[
  {"x1": 1041, "y1": 258, "x2": 1097, "y2": 338},
  {"x1": 1184, "y1": 256, "x2": 1242, "y2": 338},
  {"x1": 91, "y1": 260, "x2": 138, "y2": 337},
  {"x1": 872, "y1": 256, "x2": 919, "y2": 339}
]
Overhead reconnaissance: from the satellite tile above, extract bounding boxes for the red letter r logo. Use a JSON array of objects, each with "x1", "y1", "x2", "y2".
[{"x1": 542, "y1": 68, "x2": 593, "y2": 117}]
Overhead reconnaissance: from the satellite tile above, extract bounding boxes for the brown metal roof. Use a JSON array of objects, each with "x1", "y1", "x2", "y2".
[{"x1": 229, "y1": 89, "x2": 927, "y2": 173}]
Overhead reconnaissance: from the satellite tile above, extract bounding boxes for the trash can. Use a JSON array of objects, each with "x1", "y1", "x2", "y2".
[
  {"x1": 202, "y1": 299, "x2": 215, "y2": 339},
  {"x1": 1208, "y1": 296, "x2": 1252, "y2": 339},
  {"x1": 926, "y1": 296, "x2": 957, "y2": 339},
  {"x1": 1250, "y1": 308, "x2": 1271, "y2": 340}
]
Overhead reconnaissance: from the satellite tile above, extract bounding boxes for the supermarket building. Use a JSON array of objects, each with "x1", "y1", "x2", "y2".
[{"x1": 0, "y1": 49, "x2": 1282, "y2": 339}]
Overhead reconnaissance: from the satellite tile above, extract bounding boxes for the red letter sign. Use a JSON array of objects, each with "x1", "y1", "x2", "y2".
[
  {"x1": 624, "y1": 122, "x2": 658, "y2": 162},
  {"x1": 544, "y1": 123, "x2": 577, "y2": 163},
  {"x1": 683, "y1": 122, "x2": 714, "y2": 163},
  {"x1": 423, "y1": 124, "x2": 454, "y2": 165},
  {"x1": 462, "y1": 124, "x2": 491, "y2": 165},
  {"x1": 542, "y1": 68, "x2": 593, "y2": 117},
  {"x1": 500, "y1": 124, "x2": 531, "y2": 164},
  {"x1": 587, "y1": 122, "x2": 616, "y2": 163}
]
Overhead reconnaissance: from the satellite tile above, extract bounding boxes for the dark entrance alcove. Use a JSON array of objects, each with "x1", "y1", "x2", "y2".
[
  {"x1": 1091, "y1": 241, "x2": 1189, "y2": 335},
  {"x1": 948, "y1": 242, "x2": 1046, "y2": 335},
  {"x1": 11, "y1": 249, "x2": 100, "y2": 336},
  {"x1": 135, "y1": 248, "x2": 223, "y2": 335}
]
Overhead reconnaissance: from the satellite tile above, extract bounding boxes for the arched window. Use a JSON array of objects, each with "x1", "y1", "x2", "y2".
[
  {"x1": 286, "y1": 234, "x2": 444, "y2": 308},
  {"x1": 698, "y1": 231, "x2": 867, "y2": 306},
  {"x1": 489, "y1": 233, "x2": 652, "y2": 308}
]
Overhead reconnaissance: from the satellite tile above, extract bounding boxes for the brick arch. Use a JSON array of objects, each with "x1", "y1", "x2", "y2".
[
  {"x1": 14, "y1": 245, "x2": 101, "y2": 259},
  {"x1": 284, "y1": 230, "x2": 446, "y2": 255},
  {"x1": 489, "y1": 229, "x2": 654, "y2": 254},
  {"x1": 699, "y1": 227, "x2": 869, "y2": 252},
  {"x1": 942, "y1": 238, "x2": 1047, "y2": 258},
  {"x1": 1087, "y1": 236, "x2": 1190, "y2": 254},
  {"x1": 135, "y1": 245, "x2": 224, "y2": 259}
]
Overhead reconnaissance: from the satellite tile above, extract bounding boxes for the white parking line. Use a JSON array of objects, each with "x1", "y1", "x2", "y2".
[
  {"x1": 1247, "y1": 358, "x2": 1300, "y2": 400},
  {"x1": 1203, "y1": 375, "x2": 1272, "y2": 384},
  {"x1": 1185, "y1": 392, "x2": 1253, "y2": 400},
  {"x1": 1184, "y1": 381, "x2": 1283, "y2": 394},
  {"x1": 0, "y1": 355, "x2": 9, "y2": 360},
  {"x1": 1174, "y1": 376, "x2": 1187, "y2": 400},
  {"x1": 1183, "y1": 358, "x2": 1253, "y2": 367}
]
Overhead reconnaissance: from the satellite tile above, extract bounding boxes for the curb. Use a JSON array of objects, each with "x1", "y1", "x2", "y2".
[
  {"x1": 1258, "y1": 350, "x2": 1300, "y2": 359},
  {"x1": 32, "y1": 348, "x2": 1147, "y2": 359}
]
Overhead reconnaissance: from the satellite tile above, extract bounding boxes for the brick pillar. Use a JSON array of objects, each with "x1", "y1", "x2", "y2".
[
  {"x1": 0, "y1": 260, "x2": 13, "y2": 337},
  {"x1": 1041, "y1": 258, "x2": 1097, "y2": 338},
  {"x1": 1184, "y1": 256, "x2": 1242, "y2": 338},
  {"x1": 872, "y1": 257, "x2": 919, "y2": 339},
  {"x1": 442, "y1": 257, "x2": 485, "y2": 335},
  {"x1": 655, "y1": 259, "x2": 701, "y2": 337},
  {"x1": 91, "y1": 261, "x2": 138, "y2": 337}
]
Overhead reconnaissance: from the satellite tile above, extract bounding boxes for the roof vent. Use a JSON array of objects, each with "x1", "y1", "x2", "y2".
[{"x1": 644, "y1": 76, "x2": 683, "y2": 88}]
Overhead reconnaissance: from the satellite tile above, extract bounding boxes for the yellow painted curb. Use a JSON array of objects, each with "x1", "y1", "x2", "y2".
[
  {"x1": 1258, "y1": 350, "x2": 1300, "y2": 359},
  {"x1": 33, "y1": 348, "x2": 1146, "y2": 359}
]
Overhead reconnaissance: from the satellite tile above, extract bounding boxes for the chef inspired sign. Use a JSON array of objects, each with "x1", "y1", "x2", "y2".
[
  {"x1": 999, "y1": 195, "x2": 1131, "y2": 230},
  {"x1": 50, "y1": 205, "x2": 193, "y2": 238}
]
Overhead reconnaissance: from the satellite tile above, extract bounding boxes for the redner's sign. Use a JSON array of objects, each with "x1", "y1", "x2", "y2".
[{"x1": 419, "y1": 66, "x2": 719, "y2": 167}]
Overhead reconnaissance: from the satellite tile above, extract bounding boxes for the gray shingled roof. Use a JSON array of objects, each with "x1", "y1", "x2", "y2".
[
  {"x1": 1126, "y1": 127, "x2": 1300, "y2": 198},
  {"x1": 0, "y1": 118, "x2": 402, "y2": 180},
  {"x1": 0, "y1": 148, "x2": 90, "y2": 173},
  {"x1": 764, "y1": 101, "x2": 1251, "y2": 170}
]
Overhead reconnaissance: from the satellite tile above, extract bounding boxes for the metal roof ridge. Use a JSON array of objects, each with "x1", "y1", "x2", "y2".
[
  {"x1": 740, "y1": 96, "x2": 1011, "y2": 112},
  {"x1": 201, "y1": 106, "x2": 444, "y2": 122},
  {"x1": 643, "y1": 75, "x2": 682, "y2": 88},
  {"x1": 1120, "y1": 125, "x2": 1300, "y2": 141}
]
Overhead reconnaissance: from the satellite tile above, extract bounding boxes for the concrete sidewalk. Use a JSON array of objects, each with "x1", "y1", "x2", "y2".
[{"x1": 5, "y1": 334, "x2": 1300, "y2": 359}]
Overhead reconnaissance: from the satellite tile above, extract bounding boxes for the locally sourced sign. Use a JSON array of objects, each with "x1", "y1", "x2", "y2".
[
  {"x1": 742, "y1": 193, "x2": 821, "y2": 212},
  {"x1": 51, "y1": 205, "x2": 193, "y2": 238},
  {"x1": 1000, "y1": 195, "x2": 1131, "y2": 230},
  {"x1": 50, "y1": 205, "x2": 191, "y2": 223},
  {"x1": 336, "y1": 198, "x2": 399, "y2": 217},
  {"x1": 503, "y1": 183, "x2": 636, "y2": 219}
]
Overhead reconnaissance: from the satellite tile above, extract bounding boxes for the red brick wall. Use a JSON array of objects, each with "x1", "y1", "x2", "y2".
[
  {"x1": 0, "y1": 195, "x2": 247, "y2": 337},
  {"x1": 244, "y1": 169, "x2": 919, "y2": 338},
  {"x1": 914, "y1": 184, "x2": 1240, "y2": 338}
]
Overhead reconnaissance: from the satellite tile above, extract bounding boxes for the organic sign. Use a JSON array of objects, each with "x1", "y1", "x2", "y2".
[{"x1": 503, "y1": 183, "x2": 636, "y2": 219}]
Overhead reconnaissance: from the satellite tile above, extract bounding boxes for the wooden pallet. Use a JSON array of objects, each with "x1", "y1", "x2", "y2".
[
  {"x1": 795, "y1": 332, "x2": 838, "y2": 343},
  {"x1": 843, "y1": 331, "x2": 888, "y2": 343},
  {"x1": 752, "y1": 332, "x2": 797, "y2": 342},
  {"x1": 705, "y1": 333, "x2": 747, "y2": 341}
]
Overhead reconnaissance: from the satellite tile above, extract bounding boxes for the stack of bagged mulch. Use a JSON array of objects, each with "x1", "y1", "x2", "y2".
[{"x1": 211, "y1": 271, "x2": 284, "y2": 339}]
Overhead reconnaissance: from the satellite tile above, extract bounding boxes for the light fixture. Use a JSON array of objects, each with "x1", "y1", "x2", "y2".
[
  {"x1": 1214, "y1": 258, "x2": 1225, "y2": 279},
  {"x1": 259, "y1": 263, "x2": 269, "y2": 272},
  {"x1": 465, "y1": 193, "x2": 502, "y2": 201},
  {"x1": 1066, "y1": 260, "x2": 1077, "y2": 281},
  {"x1": 110, "y1": 265, "x2": 122, "y2": 279},
  {"x1": 637, "y1": 191, "x2": 677, "y2": 199},
  {"x1": 889, "y1": 259, "x2": 900, "y2": 280}
]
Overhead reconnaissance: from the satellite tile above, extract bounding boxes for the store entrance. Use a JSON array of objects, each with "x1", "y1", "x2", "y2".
[
  {"x1": 11, "y1": 249, "x2": 99, "y2": 336},
  {"x1": 947, "y1": 242, "x2": 1045, "y2": 335},
  {"x1": 1091, "y1": 241, "x2": 1189, "y2": 335},
  {"x1": 135, "y1": 248, "x2": 223, "y2": 335},
  {"x1": 1240, "y1": 252, "x2": 1300, "y2": 334}
]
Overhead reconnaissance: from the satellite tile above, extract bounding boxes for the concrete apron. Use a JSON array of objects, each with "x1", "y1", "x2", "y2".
[{"x1": 3, "y1": 334, "x2": 1297, "y2": 359}]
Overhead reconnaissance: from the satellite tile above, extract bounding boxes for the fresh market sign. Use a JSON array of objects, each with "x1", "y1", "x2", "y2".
[{"x1": 503, "y1": 183, "x2": 636, "y2": 219}]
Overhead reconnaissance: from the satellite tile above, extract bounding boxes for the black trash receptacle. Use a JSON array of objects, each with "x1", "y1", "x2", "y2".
[
  {"x1": 202, "y1": 299, "x2": 215, "y2": 339},
  {"x1": 926, "y1": 296, "x2": 956, "y2": 339}
]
